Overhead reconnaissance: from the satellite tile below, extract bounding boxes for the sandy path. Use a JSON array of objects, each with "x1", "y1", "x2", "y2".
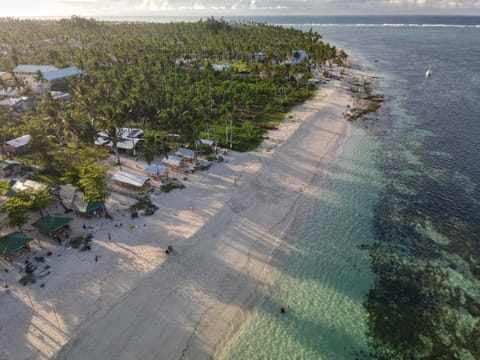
[{"x1": 53, "y1": 79, "x2": 353, "y2": 360}]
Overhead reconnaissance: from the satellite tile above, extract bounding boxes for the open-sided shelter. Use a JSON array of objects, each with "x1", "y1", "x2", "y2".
[
  {"x1": 0, "y1": 232, "x2": 33, "y2": 256},
  {"x1": 32, "y1": 214, "x2": 73, "y2": 235},
  {"x1": 175, "y1": 148, "x2": 197, "y2": 162},
  {"x1": 144, "y1": 164, "x2": 169, "y2": 180},
  {"x1": 111, "y1": 171, "x2": 150, "y2": 190},
  {"x1": 161, "y1": 156, "x2": 184, "y2": 170}
]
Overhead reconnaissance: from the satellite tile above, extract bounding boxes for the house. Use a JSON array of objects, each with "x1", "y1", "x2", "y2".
[
  {"x1": 49, "y1": 91, "x2": 71, "y2": 102},
  {"x1": 290, "y1": 50, "x2": 308, "y2": 65},
  {"x1": 111, "y1": 171, "x2": 150, "y2": 190},
  {"x1": 175, "y1": 148, "x2": 197, "y2": 162},
  {"x1": 0, "y1": 160, "x2": 22, "y2": 177},
  {"x1": 7, "y1": 179, "x2": 47, "y2": 197},
  {"x1": 253, "y1": 52, "x2": 266, "y2": 62},
  {"x1": 0, "y1": 97, "x2": 26, "y2": 111},
  {"x1": 197, "y1": 139, "x2": 216, "y2": 147},
  {"x1": 161, "y1": 156, "x2": 184, "y2": 171},
  {"x1": 95, "y1": 128, "x2": 144, "y2": 156},
  {"x1": 0, "y1": 87, "x2": 24, "y2": 97},
  {"x1": 212, "y1": 64, "x2": 231, "y2": 72},
  {"x1": 12, "y1": 65, "x2": 58, "y2": 82},
  {"x1": 145, "y1": 164, "x2": 169, "y2": 180},
  {"x1": 0, "y1": 71, "x2": 12, "y2": 81},
  {"x1": 4, "y1": 134, "x2": 31, "y2": 154},
  {"x1": 12, "y1": 65, "x2": 82, "y2": 94}
]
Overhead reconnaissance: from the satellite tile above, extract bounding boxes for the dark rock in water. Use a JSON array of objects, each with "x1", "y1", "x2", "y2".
[{"x1": 280, "y1": 307, "x2": 286, "y2": 313}]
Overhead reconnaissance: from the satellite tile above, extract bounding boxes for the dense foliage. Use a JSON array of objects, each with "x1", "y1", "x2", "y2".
[{"x1": 0, "y1": 17, "x2": 345, "y2": 179}]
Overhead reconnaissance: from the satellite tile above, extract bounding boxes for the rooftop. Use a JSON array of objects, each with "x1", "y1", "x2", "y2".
[{"x1": 13, "y1": 64, "x2": 58, "y2": 74}]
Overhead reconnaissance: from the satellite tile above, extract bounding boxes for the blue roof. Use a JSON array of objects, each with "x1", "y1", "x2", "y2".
[
  {"x1": 42, "y1": 67, "x2": 82, "y2": 81},
  {"x1": 13, "y1": 65, "x2": 58, "y2": 73}
]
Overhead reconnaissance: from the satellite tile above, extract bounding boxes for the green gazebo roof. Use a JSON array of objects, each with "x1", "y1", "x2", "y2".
[
  {"x1": 72, "y1": 199, "x2": 103, "y2": 214},
  {"x1": 0, "y1": 232, "x2": 33, "y2": 255},
  {"x1": 32, "y1": 213, "x2": 73, "y2": 234}
]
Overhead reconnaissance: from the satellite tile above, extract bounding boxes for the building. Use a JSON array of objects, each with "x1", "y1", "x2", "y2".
[
  {"x1": 212, "y1": 64, "x2": 231, "y2": 72},
  {"x1": 0, "y1": 160, "x2": 22, "y2": 177},
  {"x1": 253, "y1": 52, "x2": 266, "y2": 62},
  {"x1": 111, "y1": 171, "x2": 150, "y2": 190},
  {"x1": 4, "y1": 134, "x2": 31, "y2": 154},
  {"x1": 290, "y1": 50, "x2": 308, "y2": 65},
  {"x1": 95, "y1": 128, "x2": 144, "y2": 156},
  {"x1": 6, "y1": 179, "x2": 48, "y2": 197},
  {"x1": 161, "y1": 156, "x2": 184, "y2": 171},
  {"x1": 12, "y1": 65, "x2": 82, "y2": 94},
  {"x1": 175, "y1": 148, "x2": 197, "y2": 162},
  {"x1": 145, "y1": 164, "x2": 169, "y2": 180},
  {"x1": 0, "y1": 71, "x2": 12, "y2": 81}
]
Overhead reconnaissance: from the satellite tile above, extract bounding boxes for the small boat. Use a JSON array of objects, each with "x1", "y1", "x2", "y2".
[{"x1": 425, "y1": 68, "x2": 432, "y2": 78}]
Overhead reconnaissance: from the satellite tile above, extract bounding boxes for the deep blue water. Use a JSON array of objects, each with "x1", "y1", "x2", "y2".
[{"x1": 296, "y1": 20, "x2": 480, "y2": 358}]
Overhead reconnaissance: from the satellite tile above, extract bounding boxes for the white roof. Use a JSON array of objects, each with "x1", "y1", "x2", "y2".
[
  {"x1": 0, "y1": 87, "x2": 24, "y2": 97},
  {"x1": 95, "y1": 134, "x2": 142, "y2": 150},
  {"x1": 98, "y1": 128, "x2": 144, "y2": 140},
  {"x1": 111, "y1": 171, "x2": 149, "y2": 188},
  {"x1": 0, "y1": 98, "x2": 23, "y2": 107},
  {"x1": 176, "y1": 148, "x2": 196, "y2": 159},
  {"x1": 198, "y1": 139, "x2": 215, "y2": 146},
  {"x1": 212, "y1": 64, "x2": 231, "y2": 71},
  {"x1": 6, "y1": 135, "x2": 31, "y2": 148},
  {"x1": 11, "y1": 179, "x2": 47, "y2": 193},
  {"x1": 162, "y1": 156, "x2": 183, "y2": 167}
]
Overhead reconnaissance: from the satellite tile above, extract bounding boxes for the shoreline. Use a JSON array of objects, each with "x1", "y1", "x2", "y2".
[{"x1": 0, "y1": 65, "x2": 371, "y2": 360}]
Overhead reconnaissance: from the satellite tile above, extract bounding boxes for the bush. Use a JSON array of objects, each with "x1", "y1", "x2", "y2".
[
  {"x1": 160, "y1": 182, "x2": 184, "y2": 193},
  {"x1": 68, "y1": 233, "x2": 93, "y2": 249},
  {"x1": 19, "y1": 275, "x2": 36, "y2": 286}
]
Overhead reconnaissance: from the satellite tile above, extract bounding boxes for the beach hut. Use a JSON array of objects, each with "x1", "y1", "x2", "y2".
[
  {"x1": 144, "y1": 164, "x2": 169, "y2": 180},
  {"x1": 111, "y1": 171, "x2": 150, "y2": 190},
  {"x1": 0, "y1": 232, "x2": 34, "y2": 256},
  {"x1": 0, "y1": 160, "x2": 22, "y2": 177},
  {"x1": 161, "y1": 156, "x2": 184, "y2": 171},
  {"x1": 32, "y1": 213, "x2": 73, "y2": 235},
  {"x1": 175, "y1": 148, "x2": 197, "y2": 162}
]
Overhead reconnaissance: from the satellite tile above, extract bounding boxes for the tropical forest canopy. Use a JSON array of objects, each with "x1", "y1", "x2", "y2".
[{"x1": 0, "y1": 17, "x2": 346, "y2": 179}]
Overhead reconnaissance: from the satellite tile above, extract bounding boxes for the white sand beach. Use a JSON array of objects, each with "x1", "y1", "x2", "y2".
[{"x1": 0, "y1": 67, "x2": 368, "y2": 360}]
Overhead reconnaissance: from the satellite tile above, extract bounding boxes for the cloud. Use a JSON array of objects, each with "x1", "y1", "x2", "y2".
[{"x1": 5, "y1": 0, "x2": 480, "y2": 16}]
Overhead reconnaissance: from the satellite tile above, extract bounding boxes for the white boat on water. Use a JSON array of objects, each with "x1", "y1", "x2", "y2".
[{"x1": 425, "y1": 68, "x2": 432, "y2": 78}]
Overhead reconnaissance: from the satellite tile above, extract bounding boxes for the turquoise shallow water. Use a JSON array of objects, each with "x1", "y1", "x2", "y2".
[
  {"x1": 219, "y1": 124, "x2": 382, "y2": 359},
  {"x1": 220, "y1": 17, "x2": 480, "y2": 360}
]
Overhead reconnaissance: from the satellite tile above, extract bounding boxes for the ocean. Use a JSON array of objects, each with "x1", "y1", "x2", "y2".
[{"x1": 216, "y1": 16, "x2": 480, "y2": 359}]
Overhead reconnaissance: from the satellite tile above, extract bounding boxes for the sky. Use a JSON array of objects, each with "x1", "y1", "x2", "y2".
[{"x1": 2, "y1": 0, "x2": 480, "y2": 17}]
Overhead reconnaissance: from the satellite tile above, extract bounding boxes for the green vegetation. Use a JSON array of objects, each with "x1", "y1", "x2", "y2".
[
  {"x1": 160, "y1": 182, "x2": 185, "y2": 193},
  {"x1": 0, "y1": 18, "x2": 346, "y2": 218},
  {"x1": 68, "y1": 233, "x2": 92, "y2": 249},
  {"x1": 0, "y1": 180, "x2": 11, "y2": 195},
  {"x1": 0, "y1": 17, "x2": 345, "y2": 159}
]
